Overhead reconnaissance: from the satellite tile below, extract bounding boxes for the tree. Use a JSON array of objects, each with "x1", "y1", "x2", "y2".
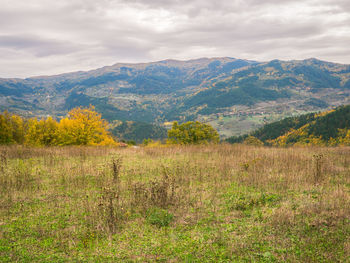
[
  {"x1": 0, "y1": 111, "x2": 26, "y2": 144},
  {"x1": 10, "y1": 114, "x2": 25, "y2": 144},
  {"x1": 57, "y1": 106, "x2": 116, "y2": 146},
  {"x1": 24, "y1": 117, "x2": 59, "y2": 146},
  {"x1": 0, "y1": 111, "x2": 13, "y2": 144},
  {"x1": 337, "y1": 128, "x2": 350, "y2": 146},
  {"x1": 243, "y1": 136, "x2": 264, "y2": 146},
  {"x1": 167, "y1": 121, "x2": 219, "y2": 145},
  {"x1": 24, "y1": 118, "x2": 40, "y2": 146}
]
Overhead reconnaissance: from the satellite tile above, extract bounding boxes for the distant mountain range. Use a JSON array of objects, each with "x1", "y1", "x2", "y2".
[{"x1": 1, "y1": 57, "x2": 350, "y2": 138}]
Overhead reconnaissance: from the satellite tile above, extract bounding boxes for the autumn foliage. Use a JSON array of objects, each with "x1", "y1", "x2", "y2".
[{"x1": 0, "y1": 106, "x2": 117, "y2": 146}]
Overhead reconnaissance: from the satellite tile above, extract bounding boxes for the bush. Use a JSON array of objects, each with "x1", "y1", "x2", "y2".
[{"x1": 243, "y1": 136, "x2": 264, "y2": 146}]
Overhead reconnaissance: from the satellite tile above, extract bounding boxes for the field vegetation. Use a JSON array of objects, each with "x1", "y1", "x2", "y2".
[{"x1": 1, "y1": 144, "x2": 349, "y2": 262}]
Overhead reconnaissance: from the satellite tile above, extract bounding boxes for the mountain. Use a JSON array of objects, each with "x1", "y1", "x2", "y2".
[
  {"x1": 1, "y1": 57, "x2": 350, "y2": 139},
  {"x1": 0, "y1": 57, "x2": 256, "y2": 118},
  {"x1": 226, "y1": 104, "x2": 350, "y2": 146}
]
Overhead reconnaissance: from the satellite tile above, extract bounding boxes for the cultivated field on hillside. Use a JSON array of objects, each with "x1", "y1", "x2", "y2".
[{"x1": 0, "y1": 145, "x2": 349, "y2": 262}]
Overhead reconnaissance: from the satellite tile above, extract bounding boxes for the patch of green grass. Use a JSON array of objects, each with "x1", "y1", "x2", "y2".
[
  {"x1": 146, "y1": 207, "x2": 174, "y2": 227},
  {"x1": 224, "y1": 183, "x2": 282, "y2": 211}
]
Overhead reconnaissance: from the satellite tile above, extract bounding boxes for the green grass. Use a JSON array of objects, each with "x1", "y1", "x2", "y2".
[{"x1": 0, "y1": 145, "x2": 349, "y2": 262}]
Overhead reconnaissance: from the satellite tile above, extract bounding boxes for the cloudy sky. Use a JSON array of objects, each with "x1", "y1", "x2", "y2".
[{"x1": 1, "y1": 0, "x2": 350, "y2": 78}]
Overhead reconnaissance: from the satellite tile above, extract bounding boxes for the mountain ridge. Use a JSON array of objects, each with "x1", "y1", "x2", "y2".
[
  {"x1": 4, "y1": 57, "x2": 341, "y2": 81},
  {"x1": 1, "y1": 57, "x2": 349, "y2": 138},
  {"x1": 19, "y1": 57, "x2": 250, "y2": 79}
]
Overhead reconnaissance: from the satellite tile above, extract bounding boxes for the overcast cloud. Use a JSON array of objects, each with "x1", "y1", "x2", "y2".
[{"x1": 0, "y1": 0, "x2": 349, "y2": 78}]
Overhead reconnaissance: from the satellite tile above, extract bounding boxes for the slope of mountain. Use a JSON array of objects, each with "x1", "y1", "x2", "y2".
[
  {"x1": 110, "y1": 121, "x2": 167, "y2": 143},
  {"x1": 1, "y1": 57, "x2": 350, "y2": 138},
  {"x1": 226, "y1": 104, "x2": 350, "y2": 146}
]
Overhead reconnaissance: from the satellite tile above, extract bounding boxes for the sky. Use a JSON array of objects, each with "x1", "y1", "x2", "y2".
[{"x1": 0, "y1": 0, "x2": 350, "y2": 78}]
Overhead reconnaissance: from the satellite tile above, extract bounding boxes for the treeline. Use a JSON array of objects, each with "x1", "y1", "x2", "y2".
[
  {"x1": 0, "y1": 106, "x2": 117, "y2": 146},
  {"x1": 226, "y1": 105, "x2": 350, "y2": 146},
  {"x1": 0, "y1": 107, "x2": 222, "y2": 147}
]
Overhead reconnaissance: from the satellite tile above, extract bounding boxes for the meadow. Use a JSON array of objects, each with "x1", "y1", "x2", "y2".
[{"x1": 0, "y1": 144, "x2": 349, "y2": 262}]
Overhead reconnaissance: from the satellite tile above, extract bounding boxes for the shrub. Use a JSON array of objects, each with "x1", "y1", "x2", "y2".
[{"x1": 243, "y1": 136, "x2": 264, "y2": 146}]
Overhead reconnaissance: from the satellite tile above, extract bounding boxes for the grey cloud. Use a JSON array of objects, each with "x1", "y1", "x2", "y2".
[
  {"x1": 0, "y1": 35, "x2": 79, "y2": 56},
  {"x1": 0, "y1": 0, "x2": 349, "y2": 77},
  {"x1": 323, "y1": 0, "x2": 350, "y2": 12}
]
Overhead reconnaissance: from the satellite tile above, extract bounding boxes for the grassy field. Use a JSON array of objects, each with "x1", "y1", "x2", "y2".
[{"x1": 0, "y1": 145, "x2": 349, "y2": 262}]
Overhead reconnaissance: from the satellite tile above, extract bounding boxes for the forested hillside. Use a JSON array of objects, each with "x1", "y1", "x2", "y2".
[
  {"x1": 110, "y1": 121, "x2": 167, "y2": 143},
  {"x1": 227, "y1": 105, "x2": 350, "y2": 146}
]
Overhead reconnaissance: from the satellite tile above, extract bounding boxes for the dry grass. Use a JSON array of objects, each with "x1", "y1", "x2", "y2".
[{"x1": 0, "y1": 144, "x2": 349, "y2": 262}]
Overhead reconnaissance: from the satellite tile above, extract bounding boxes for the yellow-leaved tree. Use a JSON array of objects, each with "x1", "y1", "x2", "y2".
[
  {"x1": 24, "y1": 117, "x2": 59, "y2": 146},
  {"x1": 337, "y1": 128, "x2": 350, "y2": 146},
  {"x1": 10, "y1": 114, "x2": 25, "y2": 144},
  {"x1": 0, "y1": 111, "x2": 14, "y2": 144},
  {"x1": 57, "y1": 106, "x2": 117, "y2": 146}
]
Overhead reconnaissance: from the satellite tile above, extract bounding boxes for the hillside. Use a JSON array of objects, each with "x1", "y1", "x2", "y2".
[
  {"x1": 227, "y1": 104, "x2": 350, "y2": 146},
  {"x1": 1, "y1": 57, "x2": 350, "y2": 138},
  {"x1": 110, "y1": 121, "x2": 167, "y2": 143}
]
